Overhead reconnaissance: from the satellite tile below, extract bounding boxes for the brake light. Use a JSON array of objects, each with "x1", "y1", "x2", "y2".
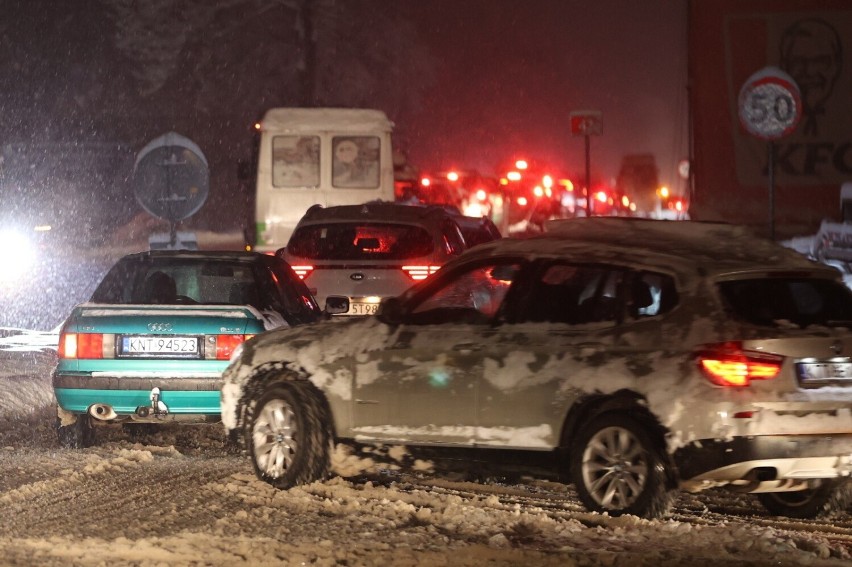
[
  {"x1": 59, "y1": 333, "x2": 105, "y2": 359},
  {"x1": 291, "y1": 265, "x2": 314, "y2": 279},
  {"x1": 402, "y1": 265, "x2": 441, "y2": 281},
  {"x1": 697, "y1": 342, "x2": 783, "y2": 387},
  {"x1": 215, "y1": 334, "x2": 251, "y2": 360}
]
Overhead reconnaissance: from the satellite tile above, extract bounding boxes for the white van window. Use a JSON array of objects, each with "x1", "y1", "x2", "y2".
[
  {"x1": 272, "y1": 135, "x2": 320, "y2": 187},
  {"x1": 332, "y1": 136, "x2": 380, "y2": 188}
]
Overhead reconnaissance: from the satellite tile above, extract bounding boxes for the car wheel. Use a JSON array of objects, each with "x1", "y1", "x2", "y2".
[
  {"x1": 757, "y1": 479, "x2": 852, "y2": 519},
  {"x1": 246, "y1": 381, "x2": 331, "y2": 489},
  {"x1": 570, "y1": 413, "x2": 673, "y2": 519},
  {"x1": 56, "y1": 414, "x2": 95, "y2": 449}
]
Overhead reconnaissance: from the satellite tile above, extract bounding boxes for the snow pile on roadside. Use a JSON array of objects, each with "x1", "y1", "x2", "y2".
[{"x1": 0, "y1": 345, "x2": 56, "y2": 419}]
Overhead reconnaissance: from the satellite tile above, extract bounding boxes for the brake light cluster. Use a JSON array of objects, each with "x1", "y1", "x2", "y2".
[
  {"x1": 58, "y1": 333, "x2": 107, "y2": 359},
  {"x1": 215, "y1": 334, "x2": 251, "y2": 359},
  {"x1": 291, "y1": 264, "x2": 440, "y2": 282},
  {"x1": 696, "y1": 341, "x2": 783, "y2": 387},
  {"x1": 58, "y1": 332, "x2": 251, "y2": 361},
  {"x1": 291, "y1": 265, "x2": 314, "y2": 279},
  {"x1": 402, "y1": 265, "x2": 441, "y2": 281}
]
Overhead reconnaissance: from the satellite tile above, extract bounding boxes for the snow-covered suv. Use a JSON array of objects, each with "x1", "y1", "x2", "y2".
[{"x1": 222, "y1": 218, "x2": 852, "y2": 519}]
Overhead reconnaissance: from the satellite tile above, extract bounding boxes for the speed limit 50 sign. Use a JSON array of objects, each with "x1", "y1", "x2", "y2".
[{"x1": 738, "y1": 67, "x2": 802, "y2": 140}]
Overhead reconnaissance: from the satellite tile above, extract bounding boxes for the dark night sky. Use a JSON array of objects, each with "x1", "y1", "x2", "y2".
[
  {"x1": 0, "y1": 0, "x2": 689, "y2": 234},
  {"x1": 396, "y1": 0, "x2": 689, "y2": 192}
]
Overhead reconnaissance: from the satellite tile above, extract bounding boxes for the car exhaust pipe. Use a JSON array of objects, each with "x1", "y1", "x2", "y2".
[{"x1": 89, "y1": 403, "x2": 117, "y2": 421}]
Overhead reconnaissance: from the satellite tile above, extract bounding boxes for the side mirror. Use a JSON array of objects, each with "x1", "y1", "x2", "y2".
[
  {"x1": 376, "y1": 296, "x2": 403, "y2": 323},
  {"x1": 325, "y1": 295, "x2": 350, "y2": 315}
]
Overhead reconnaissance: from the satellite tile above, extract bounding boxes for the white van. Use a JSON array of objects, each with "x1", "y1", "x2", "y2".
[{"x1": 253, "y1": 108, "x2": 395, "y2": 253}]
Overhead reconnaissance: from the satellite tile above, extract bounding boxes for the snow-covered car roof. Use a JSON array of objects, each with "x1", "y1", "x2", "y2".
[{"x1": 457, "y1": 218, "x2": 836, "y2": 284}]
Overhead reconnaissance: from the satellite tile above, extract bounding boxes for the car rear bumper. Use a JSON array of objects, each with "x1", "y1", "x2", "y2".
[
  {"x1": 674, "y1": 434, "x2": 852, "y2": 485},
  {"x1": 53, "y1": 372, "x2": 222, "y2": 415}
]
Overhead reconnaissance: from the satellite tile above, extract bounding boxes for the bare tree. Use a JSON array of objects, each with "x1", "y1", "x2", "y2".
[{"x1": 98, "y1": 0, "x2": 434, "y2": 114}]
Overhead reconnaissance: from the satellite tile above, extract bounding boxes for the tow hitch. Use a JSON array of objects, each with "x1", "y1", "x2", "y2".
[{"x1": 135, "y1": 387, "x2": 169, "y2": 418}]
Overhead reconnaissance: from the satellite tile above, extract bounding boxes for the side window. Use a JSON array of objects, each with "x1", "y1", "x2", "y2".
[
  {"x1": 272, "y1": 135, "x2": 320, "y2": 187},
  {"x1": 332, "y1": 136, "x2": 380, "y2": 188},
  {"x1": 631, "y1": 271, "x2": 678, "y2": 318},
  {"x1": 522, "y1": 263, "x2": 626, "y2": 325},
  {"x1": 407, "y1": 261, "x2": 521, "y2": 324},
  {"x1": 441, "y1": 218, "x2": 466, "y2": 256}
]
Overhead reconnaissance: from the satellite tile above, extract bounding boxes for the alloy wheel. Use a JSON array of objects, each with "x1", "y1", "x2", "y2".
[
  {"x1": 252, "y1": 399, "x2": 298, "y2": 478},
  {"x1": 581, "y1": 425, "x2": 650, "y2": 510}
]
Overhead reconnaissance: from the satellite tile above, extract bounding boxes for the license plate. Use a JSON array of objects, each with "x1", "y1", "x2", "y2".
[
  {"x1": 349, "y1": 302, "x2": 379, "y2": 316},
  {"x1": 797, "y1": 361, "x2": 852, "y2": 383},
  {"x1": 121, "y1": 335, "x2": 199, "y2": 356}
]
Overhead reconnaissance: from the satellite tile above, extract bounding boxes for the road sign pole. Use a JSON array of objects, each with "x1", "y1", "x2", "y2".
[
  {"x1": 585, "y1": 134, "x2": 592, "y2": 217},
  {"x1": 570, "y1": 110, "x2": 602, "y2": 218},
  {"x1": 768, "y1": 142, "x2": 775, "y2": 240},
  {"x1": 737, "y1": 67, "x2": 801, "y2": 240}
]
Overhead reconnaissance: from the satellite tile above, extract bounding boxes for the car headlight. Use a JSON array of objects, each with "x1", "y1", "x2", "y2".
[{"x1": 0, "y1": 229, "x2": 36, "y2": 284}]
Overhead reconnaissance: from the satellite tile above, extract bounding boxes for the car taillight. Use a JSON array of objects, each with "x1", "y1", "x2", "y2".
[
  {"x1": 291, "y1": 265, "x2": 314, "y2": 279},
  {"x1": 59, "y1": 333, "x2": 106, "y2": 359},
  {"x1": 214, "y1": 334, "x2": 251, "y2": 360},
  {"x1": 697, "y1": 341, "x2": 783, "y2": 387},
  {"x1": 402, "y1": 265, "x2": 441, "y2": 281}
]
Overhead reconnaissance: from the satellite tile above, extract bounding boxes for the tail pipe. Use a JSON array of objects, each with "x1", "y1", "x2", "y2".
[{"x1": 89, "y1": 404, "x2": 117, "y2": 421}]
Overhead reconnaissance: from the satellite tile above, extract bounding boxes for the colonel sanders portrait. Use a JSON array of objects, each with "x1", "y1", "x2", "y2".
[{"x1": 780, "y1": 18, "x2": 842, "y2": 136}]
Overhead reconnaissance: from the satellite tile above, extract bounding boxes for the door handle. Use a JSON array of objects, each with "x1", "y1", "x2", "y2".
[{"x1": 452, "y1": 343, "x2": 482, "y2": 353}]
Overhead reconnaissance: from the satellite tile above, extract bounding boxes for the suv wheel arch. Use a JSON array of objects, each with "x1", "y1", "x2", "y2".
[{"x1": 559, "y1": 390, "x2": 677, "y2": 487}]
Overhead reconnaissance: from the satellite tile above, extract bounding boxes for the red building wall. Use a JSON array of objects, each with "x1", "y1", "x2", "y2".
[{"x1": 689, "y1": 0, "x2": 852, "y2": 239}]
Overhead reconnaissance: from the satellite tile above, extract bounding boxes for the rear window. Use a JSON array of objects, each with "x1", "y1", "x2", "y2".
[
  {"x1": 287, "y1": 222, "x2": 435, "y2": 260},
  {"x1": 718, "y1": 277, "x2": 852, "y2": 328},
  {"x1": 92, "y1": 257, "x2": 260, "y2": 306}
]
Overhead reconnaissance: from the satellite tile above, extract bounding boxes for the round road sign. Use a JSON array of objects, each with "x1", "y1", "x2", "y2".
[
  {"x1": 133, "y1": 132, "x2": 209, "y2": 222},
  {"x1": 738, "y1": 67, "x2": 802, "y2": 141}
]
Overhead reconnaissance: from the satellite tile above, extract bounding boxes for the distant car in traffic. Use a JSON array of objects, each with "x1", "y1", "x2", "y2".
[
  {"x1": 223, "y1": 217, "x2": 852, "y2": 520},
  {"x1": 450, "y1": 213, "x2": 502, "y2": 248},
  {"x1": 53, "y1": 250, "x2": 322, "y2": 448},
  {"x1": 279, "y1": 202, "x2": 467, "y2": 315}
]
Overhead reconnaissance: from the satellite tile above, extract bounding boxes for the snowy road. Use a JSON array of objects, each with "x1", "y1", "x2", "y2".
[
  {"x1": 0, "y1": 419, "x2": 851, "y2": 567},
  {"x1": 0, "y1": 347, "x2": 851, "y2": 566}
]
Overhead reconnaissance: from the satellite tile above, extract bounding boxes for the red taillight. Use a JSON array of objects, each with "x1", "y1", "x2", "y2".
[
  {"x1": 291, "y1": 265, "x2": 314, "y2": 279},
  {"x1": 59, "y1": 333, "x2": 104, "y2": 359},
  {"x1": 697, "y1": 342, "x2": 783, "y2": 387},
  {"x1": 402, "y1": 265, "x2": 441, "y2": 281},
  {"x1": 215, "y1": 334, "x2": 250, "y2": 360}
]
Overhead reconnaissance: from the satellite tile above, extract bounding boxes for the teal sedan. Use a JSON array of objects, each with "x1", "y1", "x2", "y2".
[{"x1": 53, "y1": 250, "x2": 322, "y2": 448}]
